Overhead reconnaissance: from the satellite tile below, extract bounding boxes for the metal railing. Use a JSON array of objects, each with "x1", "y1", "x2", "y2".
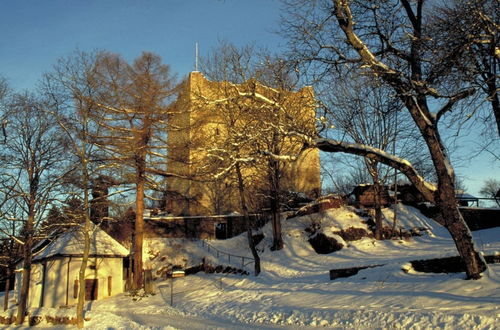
[{"x1": 198, "y1": 239, "x2": 254, "y2": 271}]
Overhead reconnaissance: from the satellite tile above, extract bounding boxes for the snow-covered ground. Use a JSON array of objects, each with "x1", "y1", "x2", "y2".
[{"x1": 2, "y1": 204, "x2": 499, "y2": 329}]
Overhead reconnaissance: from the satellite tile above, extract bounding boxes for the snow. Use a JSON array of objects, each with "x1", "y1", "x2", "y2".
[
  {"x1": 414, "y1": 98, "x2": 434, "y2": 127},
  {"x1": 33, "y1": 225, "x2": 129, "y2": 260},
  {"x1": 143, "y1": 238, "x2": 210, "y2": 272},
  {"x1": 2, "y1": 204, "x2": 499, "y2": 329}
]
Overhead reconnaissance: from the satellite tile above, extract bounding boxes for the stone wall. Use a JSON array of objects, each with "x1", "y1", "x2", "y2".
[
  {"x1": 144, "y1": 214, "x2": 265, "y2": 240},
  {"x1": 459, "y1": 207, "x2": 500, "y2": 231}
]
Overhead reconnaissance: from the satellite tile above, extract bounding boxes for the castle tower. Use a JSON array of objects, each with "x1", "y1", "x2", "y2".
[{"x1": 166, "y1": 72, "x2": 320, "y2": 216}]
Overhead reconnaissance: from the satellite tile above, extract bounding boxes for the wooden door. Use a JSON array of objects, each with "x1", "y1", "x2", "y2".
[{"x1": 85, "y1": 279, "x2": 98, "y2": 300}]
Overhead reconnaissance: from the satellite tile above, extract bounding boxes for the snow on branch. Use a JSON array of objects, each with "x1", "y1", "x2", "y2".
[
  {"x1": 258, "y1": 150, "x2": 298, "y2": 162},
  {"x1": 236, "y1": 91, "x2": 286, "y2": 112},
  {"x1": 315, "y1": 138, "x2": 436, "y2": 203},
  {"x1": 0, "y1": 227, "x2": 25, "y2": 245},
  {"x1": 207, "y1": 154, "x2": 256, "y2": 181},
  {"x1": 333, "y1": 1, "x2": 399, "y2": 77},
  {"x1": 92, "y1": 101, "x2": 135, "y2": 115},
  {"x1": 196, "y1": 84, "x2": 286, "y2": 113}
]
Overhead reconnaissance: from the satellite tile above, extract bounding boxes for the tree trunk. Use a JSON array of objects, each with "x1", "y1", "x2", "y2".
[
  {"x1": 269, "y1": 156, "x2": 283, "y2": 251},
  {"x1": 132, "y1": 163, "x2": 145, "y2": 291},
  {"x1": 315, "y1": 139, "x2": 438, "y2": 203},
  {"x1": 246, "y1": 226, "x2": 261, "y2": 276},
  {"x1": 373, "y1": 186, "x2": 383, "y2": 239},
  {"x1": 392, "y1": 169, "x2": 399, "y2": 237},
  {"x1": 235, "y1": 163, "x2": 261, "y2": 276},
  {"x1": 401, "y1": 0, "x2": 486, "y2": 278},
  {"x1": 16, "y1": 217, "x2": 34, "y2": 325},
  {"x1": 411, "y1": 102, "x2": 487, "y2": 278},
  {"x1": 439, "y1": 198, "x2": 486, "y2": 278},
  {"x1": 433, "y1": 161, "x2": 487, "y2": 279},
  {"x1": 270, "y1": 192, "x2": 283, "y2": 251},
  {"x1": 76, "y1": 222, "x2": 90, "y2": 328},
  {"x1": 4, "y1": 267, "x2": 11, "y2": 311},
  {"x1": 367, "y1": 160, "x2": 383, "y2": 240},
  {"x1": 16, "y1": 247, "x2": 32, "y2": 325},
  {"x1": 396, "y1": 97, "x2": 486, "y2": 278},
  {"x1": 76, "y1": 164, "x2": 91, "y2": 328}
]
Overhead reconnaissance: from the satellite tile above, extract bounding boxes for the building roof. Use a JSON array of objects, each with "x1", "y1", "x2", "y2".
[
  {"x1": 456, "y1": 192, "x2": 479, "y2": 202},
  {"x1": 33, "y1": 225, "x2": 129, "y2": 261}
]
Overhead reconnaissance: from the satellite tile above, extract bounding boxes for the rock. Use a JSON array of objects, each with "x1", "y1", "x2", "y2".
[{"x1": 308, "y1": 233, "x2": 343, "y2": 254}]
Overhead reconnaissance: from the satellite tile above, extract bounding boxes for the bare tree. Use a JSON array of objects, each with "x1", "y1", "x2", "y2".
[
  {"x1": 324, "y1": 72, "x2": 411, "y2": 238},
  {"x1": 200, "y1": 43, "x2": 319, "y2": 251},
  {"x1": 201, "y1": 40, "x2": 257, "y2": 84},
  {"x1": 282, "y1": 0, "x2": 487, "y2": 279},
  {"x1": 0, "y1": 236, "x2": 20, "y2": 312},
  {"x1": 479, "y1": 178, "x2": 500, "y2": 207},
  {"x1": 253, "y1": 55, "x2": 302, "y2": 251},
  {"x1": 42, "y1": 50, "x2": 106, "y2": 327},
  {"x1": 429, "y1": 0, "x2": 499, "y2": 137},
  {"x1": 87, "y1": 52, "x2": 176, "y2": 291},
  {"x1": 54, "y1": 99, "x2": 93, "y2": 329},
  {"x1": 192, "y1": 78, "x2": 265, "y2": 274},
  {"x1": 0, "y1": 79, "x2": 19, "y2": 307},
  {"x1": 204, "y1": 179, "x2": 235, "y2": 215},
  {"x1": 0, "y1": 93, "x2": 67, "y2": 324},
  {"x1": 326, "y1": 158, "x2": 370, "y2": 195}
]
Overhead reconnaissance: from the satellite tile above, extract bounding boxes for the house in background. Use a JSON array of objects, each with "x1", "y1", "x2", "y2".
[
  {"x1": 351, "y1": 184, "x2": 393, "y2": 208},
  {"x1": 455, "y1": 190, "x2": 479, "y2": 207},
  {"x1": 15, "y1": 226, "x2": 129, "y2": 308}
]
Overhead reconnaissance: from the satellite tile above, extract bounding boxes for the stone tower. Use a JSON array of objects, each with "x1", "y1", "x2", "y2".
[{"x1": 165, "y1": 72, "x2": 320, "y2": 216}]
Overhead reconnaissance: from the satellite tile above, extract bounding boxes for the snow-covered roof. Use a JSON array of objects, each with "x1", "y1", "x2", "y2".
[
  {"x1": 456, "y1": 193, "x2": 478, "y2": 201},
  {"x1": 33, "y1": 225, "x2": 129, "y2": 261}
]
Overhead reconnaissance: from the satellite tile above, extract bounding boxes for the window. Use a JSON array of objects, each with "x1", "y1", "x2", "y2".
[{"x1": 107, "y1": 276, "x2": 112, "y2": 296}]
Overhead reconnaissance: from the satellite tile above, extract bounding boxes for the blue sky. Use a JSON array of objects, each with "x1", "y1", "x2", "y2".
[
  {"x1": 1, "y1": 0, "x2": 283, "y2": 89},
  {"x1": 1, "y1": 0, "x2": 498, "y2": 198}
]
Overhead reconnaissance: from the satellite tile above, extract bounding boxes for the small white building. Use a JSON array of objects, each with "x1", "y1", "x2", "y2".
[{"x1": 15, "y1": 226, "x2": 129, "y2": 308}]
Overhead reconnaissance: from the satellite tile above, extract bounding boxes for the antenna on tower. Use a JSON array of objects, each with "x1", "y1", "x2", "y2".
[{"x1": 195, "y1": 42, "x2": 199, "y2": 71}]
